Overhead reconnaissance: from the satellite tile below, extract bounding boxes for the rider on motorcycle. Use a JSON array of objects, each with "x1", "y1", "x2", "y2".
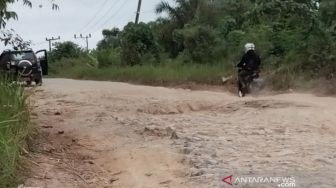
[{"x1": 237, "y1": 43, "x2": 261, "y2": 92}]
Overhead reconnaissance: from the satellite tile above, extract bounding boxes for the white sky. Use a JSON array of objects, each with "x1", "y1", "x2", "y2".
[{"x1": 3, "y1": 0, "x2": 172, "y2": 51}]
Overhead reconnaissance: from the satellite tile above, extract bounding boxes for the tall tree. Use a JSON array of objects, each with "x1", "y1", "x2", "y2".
[
  {"x1": 97, "y1": 28, "x2": 121, "y2": 50},
  {"x1": 0, "y1": 0, "x2": 58, "y2": 28},
  {"x1": 0, "y1": 0, "x2": 58, "y2": 49}
]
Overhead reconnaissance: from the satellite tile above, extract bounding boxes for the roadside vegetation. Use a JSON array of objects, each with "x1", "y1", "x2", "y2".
[
  {"x1": 0, "y1": 1, "x2": 57, "y2": 187},
  {"x1": 0, "y1": 77, "x2": 30, "y2": 187},
  {"x1": 49, "y1": 0, "x2": 336, "y2": 93},
  {"x1": 50, "y1": 52, "x2": 230, "y2": 85}
]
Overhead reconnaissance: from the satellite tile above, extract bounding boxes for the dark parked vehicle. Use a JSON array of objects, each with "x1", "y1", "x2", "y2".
[{"x1": 0, "y1": 49, "x2": 48, "y2": 85}]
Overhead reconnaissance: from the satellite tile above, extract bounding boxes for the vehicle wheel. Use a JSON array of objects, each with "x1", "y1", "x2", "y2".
[
  {"x1": 250, "y1": 85, "x2": 259, "y2": 97},
  {"x1": 35, "y1": 79, "x2": 42, "y2": 86},
  {"x1": 238, "y1": 81, "x2": 246, "y2": 98},
  {"x1": 26, "y1": 80, "x2": 32, "y2": 86},
  {"x1": 238, "y1": 90, "x2": 245, "y2": 98},
  {"x1": 250, "y1": 79, "x2": 263, "y2": 97}
]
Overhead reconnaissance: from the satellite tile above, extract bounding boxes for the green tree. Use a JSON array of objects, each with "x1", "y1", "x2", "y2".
[
  {"x1": 97, "y1": 28, "x2": 121, "y2": 50},
  {"x1": 175, "y1": 25, "x2": 221, "y2": 63},
  {"x1": 50, "y1": 41, "x2": 83, "y2": 61},
  {"x1": 319, "y1": 0, "x2": 336, "y2": 29},
  {"x1": 154, "y1": 1, "x2": 220, "y2": 58},
  {"x1": 0, "y1": 0, "x2": 58, "y2": 28},
  {"x1": 0, "y1": 0, "x2": 58, "y2": 48},
  {"x1": 155, "y1": 0, "x2": 216, "y2": 57},
  {"x1": 156, "y1": 0, "x2": 210, "y2": 27},
  {"x1": 97, "y1": 0, "x2": 336, "y2": 81},
  {"x1": 120, "y1": 22, "x2": 160, "y2": 66}
]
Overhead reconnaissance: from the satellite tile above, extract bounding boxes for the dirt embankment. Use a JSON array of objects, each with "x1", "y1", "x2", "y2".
[{"x1": 22, "y1": 79, "x2": 336, "y2": 188}]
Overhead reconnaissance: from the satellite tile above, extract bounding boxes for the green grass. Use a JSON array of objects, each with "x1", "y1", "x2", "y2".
[
  {"x1": 49, "y1": 56, "x2": 336, "y2": 95},
  {"x1": 50, "y1": 57, "x2": 233, "y2": 85},
  {"x1": 0, "y1": 77, "x2": 30, "y2": 188}
]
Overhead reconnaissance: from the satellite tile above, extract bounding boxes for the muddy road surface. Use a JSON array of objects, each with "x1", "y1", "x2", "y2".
[{"x1": 23, "y1": 78, "x2": 336, "y2": 188}]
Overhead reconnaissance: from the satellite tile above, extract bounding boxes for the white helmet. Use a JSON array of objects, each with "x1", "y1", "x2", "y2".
[{"x1": 244, "y1": 43, "x2": 255, "y2": 53}]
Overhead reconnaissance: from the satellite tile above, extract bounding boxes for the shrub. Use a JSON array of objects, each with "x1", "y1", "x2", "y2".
[{"x1": 0, "y1": 77, "x2": 30, "y2": 187}]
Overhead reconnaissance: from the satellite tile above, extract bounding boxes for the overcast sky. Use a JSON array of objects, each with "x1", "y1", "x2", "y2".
[{"x1": 3, "y1": 0, "x2": 173, "y2": 51}]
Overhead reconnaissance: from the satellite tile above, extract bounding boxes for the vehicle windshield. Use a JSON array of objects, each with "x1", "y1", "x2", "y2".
[{"x1": 11, "y1": 51, "x2": 35, "y2": 61}]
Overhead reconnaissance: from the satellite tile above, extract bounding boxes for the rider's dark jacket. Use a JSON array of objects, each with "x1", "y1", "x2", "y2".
[{"x1": 237, "y1": 50, "x2": 261, "y2": 71}]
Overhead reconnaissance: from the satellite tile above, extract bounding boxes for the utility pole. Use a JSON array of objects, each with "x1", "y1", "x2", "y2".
[
  {"x1": 135, "y1": 0, "x2": 142, "y2": 24},
  {"x1": 74, "y1": 34, "x2": 92, "y2": 52},
  {"x1": 46, "y1": 36, "x2": 60, "y2": 52}
]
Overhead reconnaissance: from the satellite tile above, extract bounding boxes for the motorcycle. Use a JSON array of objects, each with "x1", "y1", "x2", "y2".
[{"x1": 238, "y1": 69, "x2": 264, "y2": 97}]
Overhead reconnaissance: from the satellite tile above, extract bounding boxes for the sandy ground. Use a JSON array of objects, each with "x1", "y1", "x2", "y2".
[{"x1": 22, "y1": 78, "x2": 336, "y2": 188}]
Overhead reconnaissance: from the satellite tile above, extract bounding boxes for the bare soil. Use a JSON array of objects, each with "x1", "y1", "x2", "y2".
[{"x1": 23, "y1": 79, "x2": 336, "y2": 188}]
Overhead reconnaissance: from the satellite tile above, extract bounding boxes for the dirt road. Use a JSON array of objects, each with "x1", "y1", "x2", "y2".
[{"x1": 23, "y1": 78, "x2": 336, "y2": 188}]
